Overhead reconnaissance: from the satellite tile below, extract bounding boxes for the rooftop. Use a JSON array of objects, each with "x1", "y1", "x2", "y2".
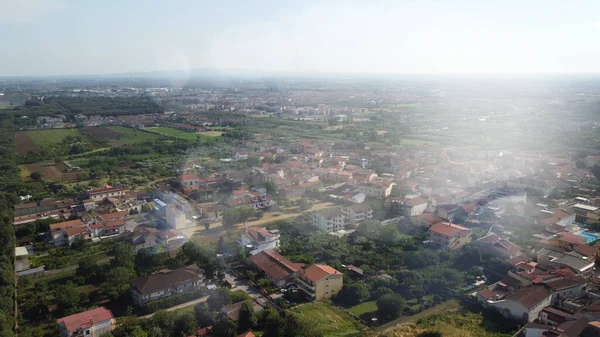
[
  {"x1": 57, "y1": 307, "x2": 113, "y2": 331},
  {"x1": 301, "y1": 264, "x2": 342, "y2": 282},
  {"x1": 249, "y1": 250, "x2": 303, "y2": 281},
  {"x1": 429, "y1": 222, "x2": 471, "y2": 237},
  {"x1": 131, "y1": 265, "x2": 204, "y2": 295},
  {"x1": 506, "y1": 286, "x2": 550, "y2": 309}
]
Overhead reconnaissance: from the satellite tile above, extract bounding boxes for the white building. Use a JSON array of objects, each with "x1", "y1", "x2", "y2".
[
  {"x1": 310, "y1": 208, "x2": 345, "y2": 232},
  {"x1": 166, "y1": 205, "x2": 187, "y2": 230},
  {"x1": 355, "y1": 182, "x2": 395, "y2": 199},
  {"x1": 240, "y1": 227, "x2": 280, "y2": 255},
  {"x1": 57, "y1": 307, "x2": 115, "y2": 337},
  {"x1": 342, "y1": 203, "x2": 373, "y2": 227},
  {"x1": 486, "y1": 286, "x2": 552, "y2": 323}
]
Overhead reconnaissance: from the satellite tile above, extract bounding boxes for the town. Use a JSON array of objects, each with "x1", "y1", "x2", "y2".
[{"x1": 1, "y1": 75, "x2": 600, "y2": 337}]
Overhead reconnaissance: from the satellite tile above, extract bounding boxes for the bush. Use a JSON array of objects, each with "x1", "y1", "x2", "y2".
[{"x1": 142, "y1": 288, "x2": 207, "y2": 314}]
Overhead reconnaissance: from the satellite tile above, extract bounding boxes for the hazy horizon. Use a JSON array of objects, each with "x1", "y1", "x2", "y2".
[{"x1": 2, "y1": 0, "x2": 600, "y2": 77}]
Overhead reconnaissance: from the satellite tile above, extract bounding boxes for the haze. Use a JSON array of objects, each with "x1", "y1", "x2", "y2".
[{"x1": 2, "y1": 0, "x2": 600, "y2": 76}]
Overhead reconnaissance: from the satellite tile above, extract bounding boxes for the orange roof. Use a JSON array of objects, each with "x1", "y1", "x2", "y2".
[
  {"x1": 64, "y1": 227, "x2": 88, "y2": 236},
  {"x1": 178, "y1": 174, "x2": 199, "y2": 181},
  {"x1": 429, "y1": 222, "x2": 471, "y2": 237},
  {"x1": 238, "y1": 331, "x2": 256, "y2": 337},
  {"x1": 98, "y1": 211, "x2": 128, "y2": 221},
  {"x1": 301, "y1": 264, "x2": 341, "y2": 282},
  {"x1": 50, "y1": 219, "x2": 84, "y2": 231}
]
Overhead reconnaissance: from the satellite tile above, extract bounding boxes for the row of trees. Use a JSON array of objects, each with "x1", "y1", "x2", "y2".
[
  {"x1": 222, "y1": 206, "x2": 262, "y2": 228},
  {"x1": 0, "y1": 115, "x2": 18, "y2": 337}
]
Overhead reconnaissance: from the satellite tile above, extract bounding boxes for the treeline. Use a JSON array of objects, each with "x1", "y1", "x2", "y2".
[
  {"x1": 0, "y1": 115, "x2": 18, "y2": 337},
  {"x1": 13, "y1": 95, "x2": 163, "y2": 120}
]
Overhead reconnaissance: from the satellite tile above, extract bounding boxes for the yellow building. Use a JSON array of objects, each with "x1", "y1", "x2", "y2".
[{"x1": 296, "y1": 264, "x2": 343, "y2": 301}]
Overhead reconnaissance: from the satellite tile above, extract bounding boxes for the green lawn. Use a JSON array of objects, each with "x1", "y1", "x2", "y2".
[
  {"x1": 24, "y1": 129, "x2": 80, "y2": 146},
  {"x1": 106, "y1": 126, "x2": 164, "y2": 144},
  {"x1": 292, "y1": 302, "x2": 364, "y2": 337},
  {"x1": 348, "y1": 301, "x2": 377, "y2": 316},
  {"x1": 147, "y1": 127, "x2": 216, "y2": 142},
  {"x1": 0, "y1": 105, "x2": 17, "y2": 110}
]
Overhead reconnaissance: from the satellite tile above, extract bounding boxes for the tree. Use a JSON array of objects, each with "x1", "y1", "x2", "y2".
[
  {"x1": 237, "y1": 301, "x2": 257, "y2": 333},
  {"x1": 55, "y1": 281, "x2": 80, "y2": 315},
  {"x1": 104, "y1": 266, "x2": 136, "y2": 300},
  {"x1": 264, "y1": 180, "x2": 277, "y2": 194},
  {"x1": 208, "y1": 287, "x2": 232, "y2": 310},
  {"x1": 261, "y1": 307, "x2": 283, "y2": 337},
  {"x1": 247, "y1": 156, "x2": 260, "y2": 168},
  {"x1": 297, "y1": 198, "x2": 312, "y2": 211},
  {"x1": 76, "y1": 258, "x2": 98, "y2": 284},
  {"x1": 592, "y1": 164, "x2": 600, "y2": 181},
  {"x1": 113, "y1": 325, "x2": 148, "y2": 337},
  {"x1": 340, "y1": 282, "x2": 369, "y2": 305},
  {"x1": 283, "y1": 312, "x2": 322, "y2": 337},
  {"x1": 575, "y1": 159, "x2": 586, "y2": 169},
  {"x1": 173, "y1": 312, "x2": 197, "y2": 337},
  {"x1": 29, "y1": 171, "x2": 42, "y2": 181},
  {"x1": 376, "y1": 293, "x2": 407, "y2": 319},
  {"x1": 371, "y1": 286, "x2": 394, "y2": 300},
  {"x1": 406, "y1": 250, "x2": 440, "y2": 269},
  {"x1": 112, "y1": 244, "x2": 135, "y2": 269},
  {"x1": 194, "y1": 302, "x2": 215, "y2": 327},
  {"x1": 213, "y1": 315, "x2": 237, "y2": 337}
]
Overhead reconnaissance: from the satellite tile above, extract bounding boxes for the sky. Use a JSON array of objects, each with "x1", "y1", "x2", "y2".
[{"x1": 1, "y1": 0, "x2": 600, "y2": 76}]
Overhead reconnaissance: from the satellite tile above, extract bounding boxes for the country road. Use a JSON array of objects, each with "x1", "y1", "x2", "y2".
[{"x1": 139, "y1": 295, "x2": 210, "y2": 319}]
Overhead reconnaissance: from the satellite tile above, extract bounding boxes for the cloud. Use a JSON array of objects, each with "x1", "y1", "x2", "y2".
[
  {"x1": 0, "y1": 0, "x2": 63, "y2": 24},
  {"x1": 587, "y1": 21, "x2": 600, "y2": 29}
]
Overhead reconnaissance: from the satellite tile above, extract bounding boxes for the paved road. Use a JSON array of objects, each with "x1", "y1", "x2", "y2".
[{"x1": 139, "y1": 295, "x2": 210, "y2": 319}]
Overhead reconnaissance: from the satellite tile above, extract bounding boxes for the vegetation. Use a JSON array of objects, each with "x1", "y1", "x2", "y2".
[
  {"x1": 22, "y1": 129, "x2": 81, "y2": 147},
  {"x1": 290, "y1": 302, "x2": 366, "y2": 337},
  {"x1": 147, "y1": 127, "x2": 216, "y2": 143}
]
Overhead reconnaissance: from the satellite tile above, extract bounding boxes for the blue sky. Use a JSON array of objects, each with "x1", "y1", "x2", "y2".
[{"x1": 2, "y1": 0, "x2": 600, "y2": 76}]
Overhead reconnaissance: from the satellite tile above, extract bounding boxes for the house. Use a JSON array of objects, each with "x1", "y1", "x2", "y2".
[
  {"x1": 50, "y1": 219, "x2": 89, "y2": 246},
  {"x1": 544, "y1": 275, "x2": 587, "y2": 306},
  {"x1": 101, "y1": 219, "x2": 127, "y2": 236},
  {"x1": 240, "y1": 227, "x2": 280, "y2": 255},
  {"x1": 296, "y1": 264, "x2": 343, "y2": 301},
  {"x1": 57, "y1": 307, "x2": 115, "y2": 337},
  {"x1": 403, "y1": 196, "x2": 428, "y2": 216},
  {"x1": 15, "y1": 246, "x2": 30, "y2": 272},
  {"x1": 539, "y1": 306, "x2": 575, "y2": 327},
  {"x1": 178, "y1": 174, "x2": 201, "y2": 187},
  {"x1": 130, "y1": 264, "x2": 205, "y2": 306},
  {"x1": 571, "y1": 204, "x2": 600, "y2": 225},
  {"x1": 486, "y1": 285, "x2": 552, "y2": 323},
  {"x1": 237, "y1": 331, "x2": 256, "y2": 337},
  {"x1": 132, "y1": 232, "x2": 158, "y2": 252},
  {"x1": 428, "y1": 222, "x2": 472, "y2": 250},
  {"x1": 87, "y1": 185, "x2": 124, "y2": 201},
  {"x1": 310, "y1": 208, "x2": 345, "y2": 232},
  {"x1": 97, "y1": 210, "x2": 129, "y2": 222},
  {"x1": 187, "y1": 327, "x2": 218, "y2": 337},
  {"x1": 411, "y1": 213, "x2": 443, "y2": 227},
  {"x1": 537, "y1": 247, "x2": 595, "y2": 277},
  {"x1": 166, "y1": 205, "x2": 188, "y2": 229},
  {"x1": 477, "y1": 234, "x2": 521, "y2": 259},
  {"x1": 342, "y1": 203, "x2": 373, "y2": 227},
  {"x1": 249, "y1": 250, "x2": 303, "y2": 287},
  {"x1": 354, "y1": 181, "x2": 395, "y2": 198}
]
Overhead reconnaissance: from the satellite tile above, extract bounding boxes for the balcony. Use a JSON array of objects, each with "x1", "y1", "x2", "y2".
[{"x1": 296, "y1": 277, "x2": 316, "y2": 294}]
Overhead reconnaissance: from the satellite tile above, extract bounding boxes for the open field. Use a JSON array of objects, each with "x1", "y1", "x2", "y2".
[
  {"x1": 15, "y1": 132, "x2": 38, "y2": 155},
  {"x1": 398, "y1": 138, "x2": 439, "y2": 147},
  {"x1": 21, "y1": 161, "x2": 79, "y2": 182},
  {"x1": 23, "y1": 129, "x2": 80, "y2": 147},
  {"x1": 199, "y1": 131, "x2": 223, "y2": 137},
  {"x1": 292, "y1": 302, "x2": 364, "y2": 337},
  {"x1": 80, "y1": 126, "x2": 164, "y2": 146},
  {"x1": 0, "y1": 105, "x2": 17, "y2": 109},
  {"x1": 147, "y1": 127, "x2": 216, "y2": 142},
  {"x1": 376, "y1": 300, "x2": 461, "y2": 332},
  {"x1": 348, "y1": 301, "x2": 377, "y2": 316}
]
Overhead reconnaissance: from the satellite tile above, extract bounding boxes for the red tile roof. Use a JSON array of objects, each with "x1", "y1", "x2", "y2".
[
  {"x1": 557, "y1": 232, "x2": 587, "y2": 245},
  {"x1": 98, "y1": 211, "x2": 128, "y2": 222},
  {"x1": 179, "y1": 174, "x2": 200, "y2": 181},
  {"x1": 64, "y1": 227, "x2": 88, "y2": 236},
  {"x1": 429, "y1": 222, "x2": 471, "y2": 238},
  {"x1": 301, "y1": 264, "x2": 341, "y2": 282},
  {"x1": 249, "y1": 250, "x2": 303, "y2": 281},
  {"x1": 415, "y1": 213, "x2": 443, "y2": 224},
  {"x1": 50, "y1": 219, "x2": 84, "y2": 231},
  {"x1": 104, "y1": 219, "x2": 126, "y2": 228},
  {"x1": 238, "y1": 331, "x2": 256, "y2": 337},
  {"x1": 57, "y1": 307, "x2": 113, "y2": 331}
]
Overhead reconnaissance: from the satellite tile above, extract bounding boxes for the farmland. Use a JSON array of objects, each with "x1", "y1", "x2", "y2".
[
  {"x1": 21, "y1": 161, "x2": 79, "y2": 182},
  {"x1": 147, "y1": 127, "x2": 217, "y2": 142},
  {"x1": 15, "y1": 129, "x2": 81, "y2": 155},
  {"x1": 291, "y1": 302, "x2": 365, "y2": 337},
  {"x1": 80, "y1": 126, "x2": 163, "y2": 146}
]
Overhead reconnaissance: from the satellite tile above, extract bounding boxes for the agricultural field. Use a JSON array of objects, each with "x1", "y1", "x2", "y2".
[
  {"x1": 292, "y1": 302, "x2": 365, "y2": 337},
  {"x1": 21, "y1": 161, "x2": 79, "y2": 182},
  {"x1": 147, "y1": 127, "x2": 217, "y2": 142},
  {"x1": 80, "y1": 126, "x2": 163, "y2": 146},
  {"x1": 15, "y1": 129, "x2": 80, "y2": 155},
  {"x1": 348, "y1": 301, "x2": 377, "y2": 316}
]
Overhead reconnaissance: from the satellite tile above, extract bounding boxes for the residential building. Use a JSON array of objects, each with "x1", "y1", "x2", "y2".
[
  {"x1": 411, "y1": 213, "x2": 443, "y2": 227},
  {"x1": 50, "y1": 219, "x2": 89, "y2": 246},
  {"x1": 296, "y1": 264, "x2": 343, "y2": 301},
  {"x1": 130, "y1": 265, "x2": 205, "y2": 306},
  {"x1": 166, "y1": 205, "x2": 188, "y2": 229},
  {"x1": 428, "y1": 222, "x2": 472, "y2": 250},
  {"x1": 249, "y1": 250, "x2": 303, "y2": 287},
  {"x1": 537, "y1": 247, "x2": 595, "y2": 277},
  {"x1": 57, "y1": 307, "x2": 115, "y2": 337},
  {"x1": 87, "y1": 185, "x2": 124, "y2": 201},
  {"x1": 486, "y1": 286, "x2": 552, "y2": 323},
  {"x1": 15, "y1": 246, "x2": 30, "y2": 272},
  {"x1": 240, "y1": 227, "x2": 280, "y2": 255},
  {"x1": 571, "y1": 204, "x2": 600, "y2": 225},
  {"x1": 403, "y1": 196, "x2": 428, "y2": 216},
  {"x1": 544, "y1": 275, "x2": 587, "y2": 306},
  {"x1": 310, "y1": 208, "x2": 345, "y2": 232},
  {"x1": 178, "y1": 174, "x2": 201, "y2": 187},
  {"x1": 97, "y1": 210, "x2": 129, "y2": 223},
  {"x1": 355, "y1": 182, "x2": 395, "y2": 198},
  {"x1": 477, "y1": 234, "x2": 521, "y2": 259},
  {"x1": 538, "y1": 306, "x2": 575, "y2": 327},
  {"x1": 132, "y1": 232, "x2": 158, "y2": 252},
  {"x1": 342, "y1": 203, "x2": 373, "y2": 227}
]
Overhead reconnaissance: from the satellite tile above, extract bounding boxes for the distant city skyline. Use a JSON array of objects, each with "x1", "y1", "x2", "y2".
[{"x1": 2, "y1": 0, "x2": 600, "y2": 76}]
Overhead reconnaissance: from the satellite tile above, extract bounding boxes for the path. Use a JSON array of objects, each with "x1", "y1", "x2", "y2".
[
  {"x1": 139, "y1": 295, "x2": 209, "y2": 319},
  {"x1": 375, "y1": 300, "x2": 461, "y2": 333},
  {"x1": 42, "y1": 256, "x2": 112, "y2": 276}
]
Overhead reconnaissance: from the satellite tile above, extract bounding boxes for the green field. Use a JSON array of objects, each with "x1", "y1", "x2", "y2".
[
  {"x1": 292, "y1": 302, "x2": 364, "y2": 337},
  {"x1": 348, "y1": 301, "x2": 377, "y2": 316},
  {"x1": 0, "y1": 105, "x2": 17, "y2": 110},
  {"x1": 24, "y1": 129, "x2": 80, "y2": 146},
  {"x1": 106, "y1": 126, "x2": 164, "y2": 144},
  {"x1": 147, "y1": 127, "x2": 216, "y2": 142}
]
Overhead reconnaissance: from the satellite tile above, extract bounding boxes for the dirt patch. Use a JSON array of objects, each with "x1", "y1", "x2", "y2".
[
  {"x1": 22, "y1": 162, "x2": 79, "y2": 182},
  {"x1": 15, "y1": 132, "x2": 38, "y2": 156},
  {"x1": 79, "y1": 127, "x2": 122, "y2": 146}
]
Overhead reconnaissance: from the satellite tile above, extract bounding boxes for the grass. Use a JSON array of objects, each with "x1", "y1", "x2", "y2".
[
  {"x1": 348, "y1": 301, "x2": 377, "y2": 316},
  {"x1": 292, "y1": 301, "x2": 364, "y2": 337},
  {"x1": 23, "y1": 129, "x2": 80, "y2": 147},
  {"x1": 200, "y1": 131, "x2": 224, "y2": 137},
  {"x1": 147, "y1": 127, "x2": 216, "y2": 142},
  {"x1": 106, "y1": 126, "x2": 164, "y2": 144},
  {"x1": 399, "y1": 138, "x2": 439, "y2": 147},
  {"x1": 0, "y1": 105, "x2": 17, "y2": 110}
]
